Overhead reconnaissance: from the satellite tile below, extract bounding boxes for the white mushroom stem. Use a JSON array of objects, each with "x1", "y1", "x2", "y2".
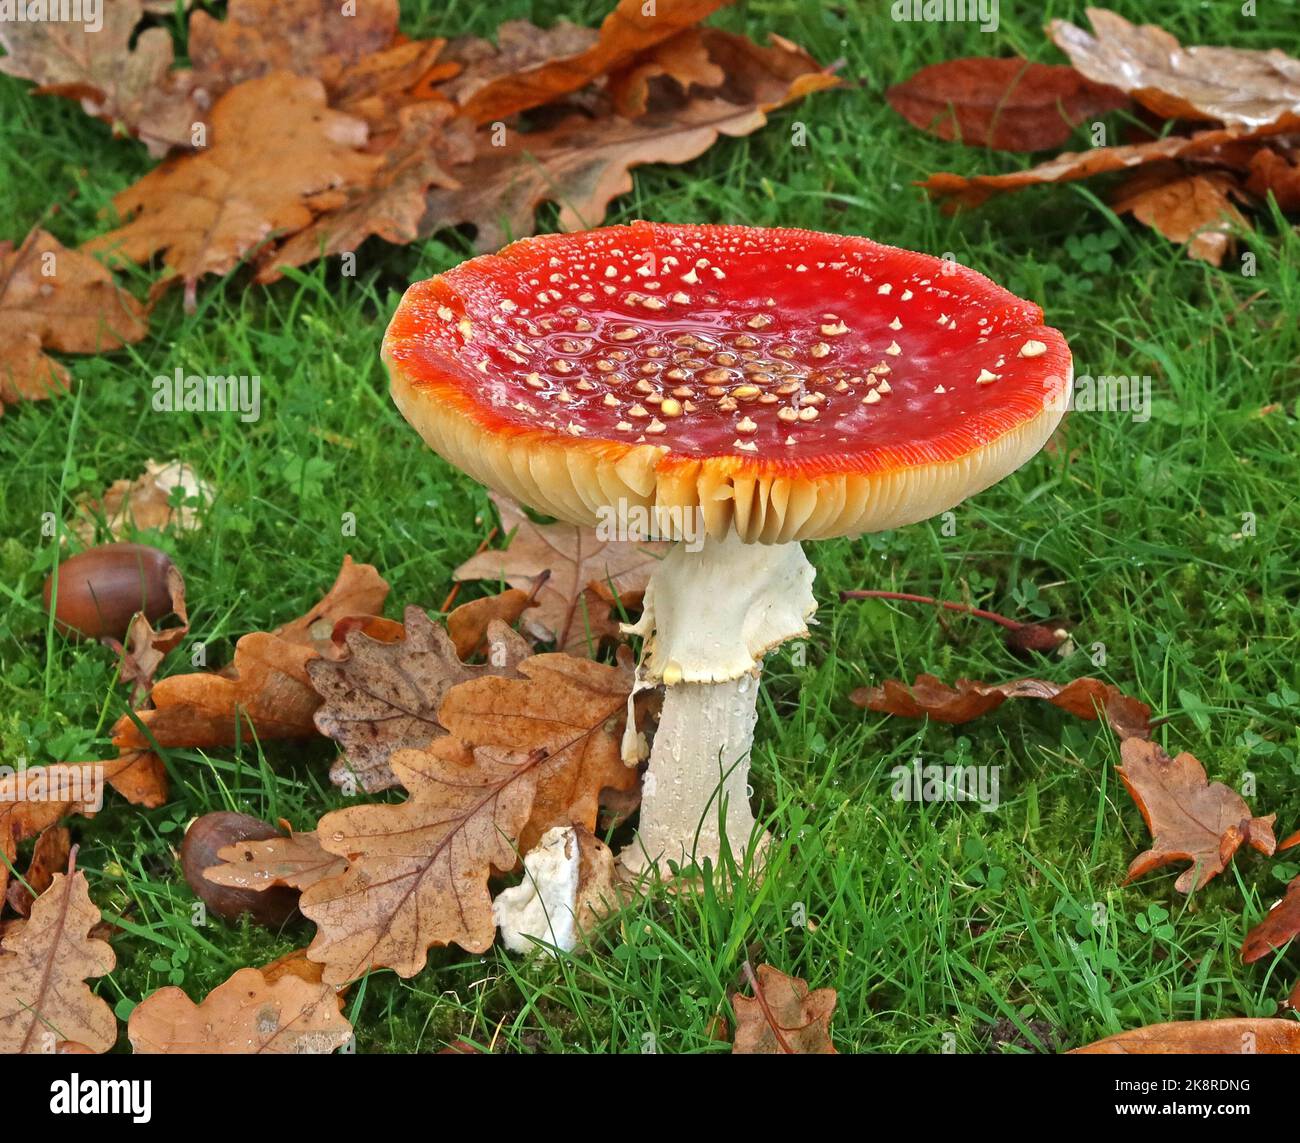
[
  {"x1": 620, "y1": 531, "x2": 816, "y2": 876},
  {"x1": 621, "y1": 672, "x2": 761, "y2": 875}
]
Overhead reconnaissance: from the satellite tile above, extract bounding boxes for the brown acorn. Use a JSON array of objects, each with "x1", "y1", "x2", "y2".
[
  {"x1": 181, "y1": 812, "x2": 301, "y2": 928},
  {"x1": 43, "y1": 543, "x2": 176, "y2": 641}
]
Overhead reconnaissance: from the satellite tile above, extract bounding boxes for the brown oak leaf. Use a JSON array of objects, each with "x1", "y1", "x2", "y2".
[
  {"x1": 1048, "y1": 8, "x2": 1300, "y2": 131},
  {"x1": 181, "y1": 1, "x2": 457, "y2": 142},
  {"x1": 301, "y1": 739, "x2": 542, "y2": 982},
  {"x1": 1245, "y1": 145, "x2": 1300, "y2": 210},
  {"x1": 108, "y1": 560, "x2": 189, "y2": 704},
  {"x1": 1110, "y1": 165, "x2": 1247, "y2": 265},
  {"x1": 920, "y1": 122, "x2": 1288, "y2": 210},
  {"x1": 456, "y1": 0, "x2": 727, "y2": 124},
  {"x1": 0, "y1": 760, "x2": 137, "y2": 905},
  {"x1": 102, "y1": 750, "x2": 170, "y2": 810},
  {"x1": 113, "y1": 556, "x2": 388, "y2": 754},
  {"x1": 187, "y1": 0, "x2": 400, "y2": 95},
  {"x1": 113, "y1": 631, "x2": 321, "y2": 752},
  {"x1": 85, "y1": 73, "x2": 382, "y2": 307},
  {"x1": 4, "y1": 827, "x2": 70, "y2": 919},
  {"x1": 269, "y1": 555, "x2": 391, "y2": 654},
  {"x1": 331, "y1": 37, "x2": 456, "y2": 135},
  {"x1": 437, "y1": 652, "x2": 640, "y2": 851},
  {"x1": 0, "y1": 0, "x2": 192, "y2": 152},
  {"x1": 128, "y1": 966, "x2": 351, "y2": 1053},
  {"x1": 453, "y1": 494, "x2": 667, "y2": 653},
  {"x1": 1241, "y1": 876, "x2": 1300, "y2": 964},
  {"x1": 0, "y1": 869, "x2": 117, "y2": 1054},
  {"x1": 308, "y1": 605, "x2": 531, "y2": 794},
  {"x1": 422, "y1": 34, "x2": 838, "y2": 252},
  {"x1": 71, "y1": 459, "x2": 213, "y2": 545},
  {"x1": 606, "y1": 27, "x2": 725, "y2": 118},
  {"x1": 446, "y1": 587, "x2": 537, "y2": 660},
  {"x1": 851, "y1": 673, "x2": 1151, "y2": 740},
  {"x1": 732, "y1": 964, "x2": 837, "y2": 1054},
  {"x1": 256, "y1": 100, "x2": 474, "y2": 282},
  {"x1": 1119, "y1": 738, "x2": 1276, "y2": 894},
  {"x1": 1071, "y1": 1018, "x2": 1300, "y2": 1054},
  {"x1": 434, "y1": 20, "x2": 599, "y2": 110},
  {"x1": 260, "y1": 947, "x2": 332, "y2": 992},
  {"x1": 204, "y1": 830, "x2": 347, "y2": 894},
  {"x1": 0, "y1": 228, "x2": 148, "y2": 415},
  {"x1": 887, "y1": 57, "x2": 1128, "y2": 152}
]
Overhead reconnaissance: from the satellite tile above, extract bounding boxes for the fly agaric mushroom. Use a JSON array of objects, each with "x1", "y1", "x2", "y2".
[{"x1": 383, "y1": 222, "x2": 1070, "y2": 878}]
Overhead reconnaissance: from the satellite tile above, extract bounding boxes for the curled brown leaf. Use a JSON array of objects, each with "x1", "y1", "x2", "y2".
[{"x1": 851, "y1": 673, "x2": 1151, "y2": 740}]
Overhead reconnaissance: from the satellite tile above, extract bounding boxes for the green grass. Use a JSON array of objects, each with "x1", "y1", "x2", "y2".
[{"x1": 2, "y1": 0, "x2": 1299, "y2": 1053}]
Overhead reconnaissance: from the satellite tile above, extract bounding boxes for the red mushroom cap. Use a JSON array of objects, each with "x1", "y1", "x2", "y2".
[{"x1": 384, "y1": 222, "x2": 1071, "y2": 543}]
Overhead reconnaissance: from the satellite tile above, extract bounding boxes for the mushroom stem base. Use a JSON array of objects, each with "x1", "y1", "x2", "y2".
[{"x1": 619, "y1": 672, "x2": 765, "y2": 877}]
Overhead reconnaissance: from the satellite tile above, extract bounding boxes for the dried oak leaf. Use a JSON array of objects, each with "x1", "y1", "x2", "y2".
[
  {"x1": 0, "y1": 759, "x2": 139, "y2": 905},
  {"x1": 113, "y1": 632, "x2": 320, "y2": 751},
  {"x1": 434, "y1": 20, "x2": 598, "y2": 109},
  {"x1": 204, "y1": 830, "x2": 346, "y2": 894},
  {"x1": 438, "y1": 652, "x2": 640, "y2": 852},
  {"x1": 102, "y1": 749, "x2": 169, "y2": 810},
  {"x1": 269, "y1": 554, "x2": 391, "y2": 655},
  {"x1": 187, "y1": 0, "x2": 400, "y2": 94},
  {"x1": 128, "y1": 965, "x2": 351, "y2": 1053},
  {"x1": 920, "y1": 122, "x2": 1287, "y2": 209},
  {"x1": 71, "y1": 459, "x2": 213, "y2": 545},
  {"x1": 732, "y1": 965, "x2": 837, "y2": 1055},
  {"x1": 607, "y1": 27, "x2": 725, "y2": 118},
  {"x1": 112, "y1": 556, "x2": 388, "y2": 753},
  {"x1": 260, "y1": 947, "x2": 332, "y2": 991},
  {"x1": 446, "y1": 587, "x2": 536, "y2": 660},
  {"x1": 422, "y1": 34, "x2": 837, "y2": 252},
  {"x1": 1241, "y1": 876, "x2": 1300, "y2": 964},
  {"x1": 887, "y1": 58, "x2": 1128, "y2": 152},
  {"x1": 1071, "y1": 1018, "x2": 1300, "y2": 1054},
  {"x1": 1110, "y1": 165, "x2": 1247, "y2": 265},
  {"x1": 1246, "y1": 145, "x2": 1300, "y2": 210},
  {"x1": 331, "y1": 37, "x2": 455, "y2": 134},
  {"x1": 108, "y1": 560, "x2": 189, "y2": 704},
  {"x1": 182, "y1": 0, "x2": 446, "y2": 145},
  {"x1": 457, "y1": 0, "x2": 726, "y2": 124},
  {"x1": 1119, "y1": 738, "x2": 1276, "y2": 894},
  {"x1": 308, "y1": 605, "x2": 530, "y2": 794},
  {"x1": 0, "y1": 0, "x2": 191, "y2": 152},
  {"x1": 0, "y1": 870, "x2": 117, "y2": 1054},
  {"x1": 1048, "y1": 7, "x2": 1300, "y2": 131},
  {"x1": 0, "y1": 228, "x2": 148, "y2": 415},
  {"x1": 453, "y1": 494, "x2": 667, "y2": 653},
  {"x1": 85, "y1": 73, "x2": 382, "y2": 307},
  {"x1": 330, "y1": 613, "x2": 405, "y2": 649},
  {"x1": 851, "y1": 673, "x2": 1151, "y2": 740},
  {"x1": 4, "y1": 827, "x2": 71, "y2": 919},
  {"x1": 301, "y1": 739, "x2": 542, "y2": 982},
  {"x1": 256, "y1": 101, "x2": 475, "y2": 283}
]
